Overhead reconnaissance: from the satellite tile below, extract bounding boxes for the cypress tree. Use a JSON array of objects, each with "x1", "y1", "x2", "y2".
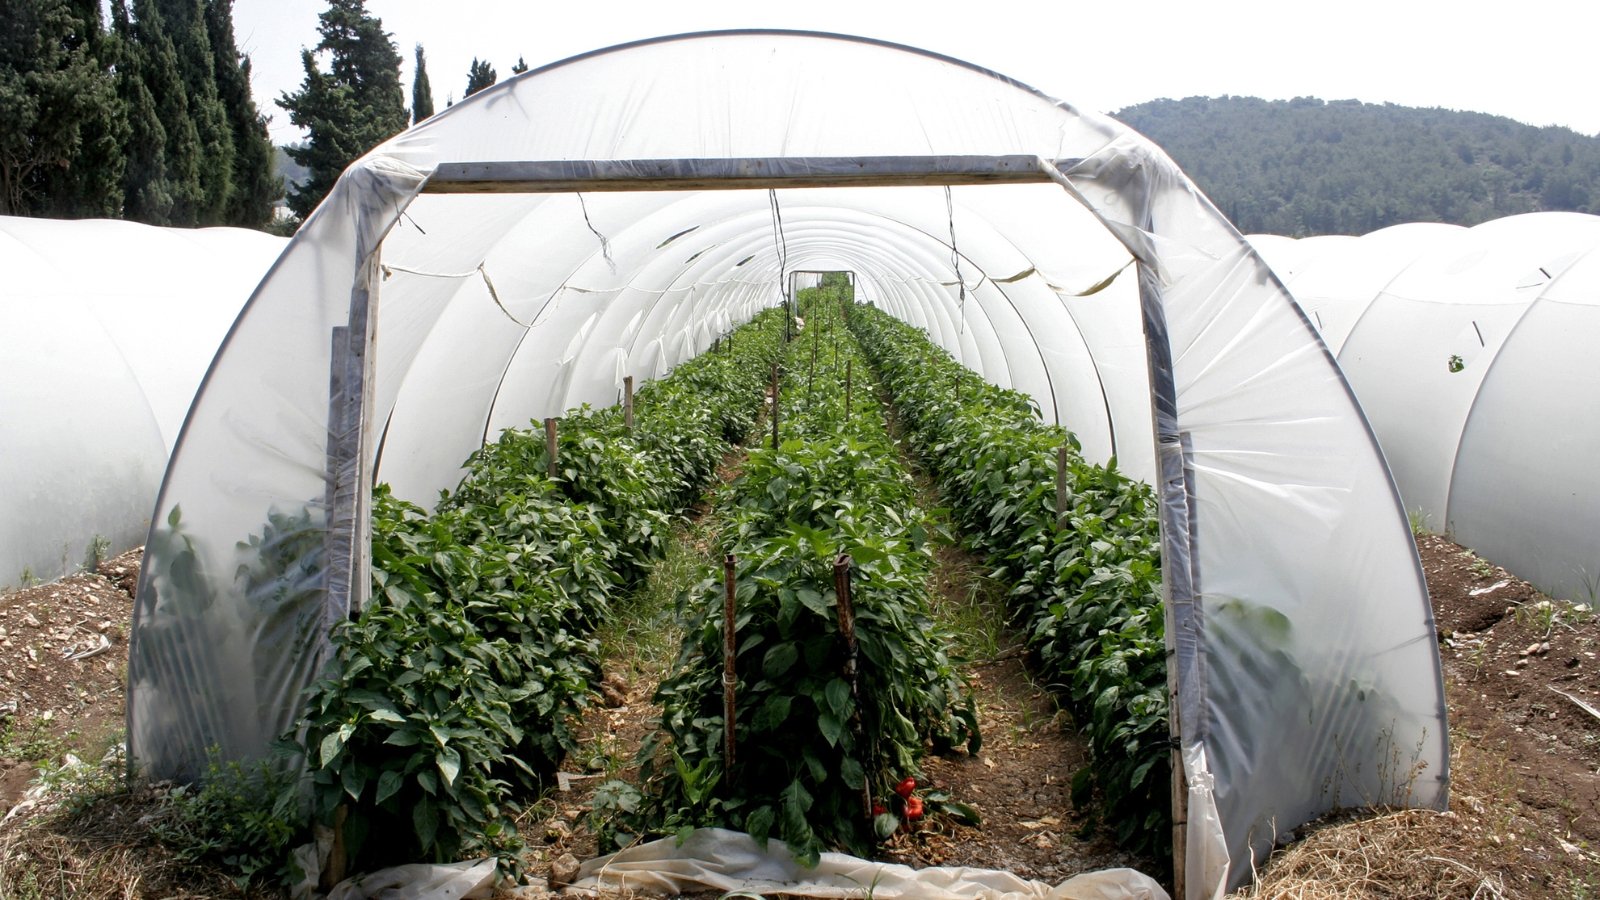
[
  {"x1": 463, "y1": 57, "x2": 495, "y2": 97},
  {"x1": 411, "y1": 42, "x2": 432, "y2": 123},
  {"x1": 111, "y1": 0, "x2": 172, "y2": 222},
  {"x1": 128, "y1": 0, "x2": 203, "y2": 224},
  {"x1": 156, "y1": 0, "x2": 231, "y2": 223},
  {"x1": 204, "y1": 0, "x2": 278, "y2": 227},
  {"x1": 277, "y1": 0, "x2": 406, "y2": 220},
  {"x1": 0, "y1": 0, "x2": 126, "y2": 217}
]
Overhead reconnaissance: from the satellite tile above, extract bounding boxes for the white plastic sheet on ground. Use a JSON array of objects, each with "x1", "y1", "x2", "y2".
[
  {"x1": 1257, "y1": 213, "x2": 1600, "y2": 601},
  {"x1": 0, "y1": 217, "x2": 285, "y2": 588},
  {"x1": 127, "y1": 31, "x2": 1449, "y2": 897},
  {"x1": 571, "y1": 828, "x2": 1169, "y2": 899}
]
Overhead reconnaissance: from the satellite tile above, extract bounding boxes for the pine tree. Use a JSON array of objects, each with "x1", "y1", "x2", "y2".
[
  {"x1": 510, "y1": 55, "x2": 528, "y2": 75},
  {"x1": 464, "y1": 57, "x2": 495, "y2": 97},
  {"x1": 156, "y1": 0, "x2": 231, "y2": 223},
  {"x1": 411, "y1": 42, "x2": 432, "y2": 123},
  {"x1": 0, "y1": 0, "x2": 126, "y2": 216},
  {"x1": 277, "y1": 0, "x2": 407, "y2": 220},
  {"x1": 204, "y1": 0, "x2": 278, "y2": 227}
]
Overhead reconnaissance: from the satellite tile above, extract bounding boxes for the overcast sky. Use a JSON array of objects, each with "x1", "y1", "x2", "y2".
[{"x1": 233, "y1": 0, "x2": 1600, "y2": 147}]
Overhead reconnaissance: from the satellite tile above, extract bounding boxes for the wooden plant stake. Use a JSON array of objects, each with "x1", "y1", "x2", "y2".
[
  {"x1": 844, "y1": 360, "x2": 852, "y2": 420},
  {"x1": 1055, "y1": 444, "x2": 1069, "y2": 531},
  {"x1": 833, "y1": 553, "x2": 873, "y2": 820},
  {"x1": 544, "y1": 417, "x2": 558, "y2": 478},
  {"x1": 623, "y1": 375, "x2": 635, "y2": 431},
  {"x1": 770, "y1": 364, "x2": 781, "y2": 450},
  {"x1": 808, "y1": 338, "x2": 818, "y2": 407},
  {"x1": 723, "y1": 554, "x2": 738, "y2": 768}
]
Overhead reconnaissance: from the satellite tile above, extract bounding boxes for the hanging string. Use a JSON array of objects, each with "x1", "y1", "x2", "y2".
[
  {"x1": 768, "y1": 188, "x2": 791, "y2": 313},
  {"x1": 945, "y1": 186, "x2": 966, "y2": 336},
  {"x1": 576, "y1": 192, "x2": 616, "y2": 274}
]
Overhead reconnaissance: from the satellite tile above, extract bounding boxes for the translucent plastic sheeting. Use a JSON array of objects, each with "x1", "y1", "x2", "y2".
[
  {"x1": 128, "y1": 32, "x2": 1449, "y2": 897},
  {"x1": 571, "y1": 828, "x2": 1169, "y2": 900},
  {"x1": 1335, "y1": 213, "x2": 1600, "y2": 525},
  {"x1": 1264, "y1": 224, "x2": 1462, "y2": 353},
  {"x1": 1258, "y1": 212, "x2": 1600, "y2": 600},
  {"x1": 1448, "y1": 245, "x2": 1600, "y2": 600},
  {"x1": 0, "y1": 217, "x2": 285, "y2": 588}
]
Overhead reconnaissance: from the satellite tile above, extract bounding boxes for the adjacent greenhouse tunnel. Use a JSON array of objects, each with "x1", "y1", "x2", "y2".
[
  {"x1": 126, "y1": 31, "x2": 1449, "y2": 897},
  {"x1": 1255, "y1": 212, "x2": 1600, "y2": 603},
  {"x1": 0, "y1": 217, "x2": 286, "y2": 589}
]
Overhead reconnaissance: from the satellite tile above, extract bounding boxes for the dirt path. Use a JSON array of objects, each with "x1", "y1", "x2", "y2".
[{"x1": 3, "y1": 528, "x2": 1596, "y2": 897}]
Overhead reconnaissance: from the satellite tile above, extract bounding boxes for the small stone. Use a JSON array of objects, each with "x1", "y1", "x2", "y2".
[
  {"x1": 21, "y1": 614, "x2": 39, "y2": 628},
  {"x1": 1523, "y1": 643, "x2": 1540, "y2": 656},
  {"x1": 545, "y1": 820, "x2": 571, "y2": 843},
  {"x1": 1538, "y1": 642, "x2": 1551, "y2": 654},
  {"x1": 599, "y1": 682, "x2": 627, "y2": 708},
  {"x1": 1516, "y1": 658, "x2": 1529, "y2": 667},
  {"x1": 550, "y1": 853, "x2": 581, "y2": 887}
]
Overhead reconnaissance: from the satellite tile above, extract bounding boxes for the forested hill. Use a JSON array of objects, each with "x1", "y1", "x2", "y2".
[{"x1": 1114, "y1": 97, "x2": 1600, "y2": 236}]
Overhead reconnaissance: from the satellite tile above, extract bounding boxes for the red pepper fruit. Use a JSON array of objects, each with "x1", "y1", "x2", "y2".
[
  {"x1": 904, "y1": 796, "x2": 925, "y2": 820},
  {"x1": 894, "y1": 777, "x2": 916, "y2": 798},
  {"x1": 872, "y1": 804, "x2": 887, "y2": 816}
]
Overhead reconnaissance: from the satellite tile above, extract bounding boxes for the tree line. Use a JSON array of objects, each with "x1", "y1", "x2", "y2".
[
  {"x1": 1, "y1": 0, "x2": 276, "y2": 225},
  {"x1": 1116, "y1": 96, "x2": 1600, "y2": 236},
  {"x1": 2, "y1": 0, "x2": 534, "y2": 229}
]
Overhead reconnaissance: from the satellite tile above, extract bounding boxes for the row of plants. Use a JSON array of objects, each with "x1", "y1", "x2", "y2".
[
  {"x1": 289, "y1": 309, "x2": 787, "y2": 876},
  {"x1": 846, "y1": 303, "x2": 1172, "y2": 858},
  {"x1": 608, "y1": 279, "x2": 979, "y2": 865}
]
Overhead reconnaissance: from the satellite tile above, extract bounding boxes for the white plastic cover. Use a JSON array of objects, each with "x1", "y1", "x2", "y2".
[
  {"x1": 1260, "y1": 213, "x2": 1600, "y2": 600},
  {"x1": 571, "y1": 827, "x2": 1169, "y2": 899},
  {"x1": 127, "y1": 32, "x2": 1448, "y2": 896},
  {"x1": 0, "y1": 217, "x2": 285, "y2": 588}
]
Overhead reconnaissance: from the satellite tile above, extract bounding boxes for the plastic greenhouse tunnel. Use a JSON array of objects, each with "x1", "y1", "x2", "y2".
[{"x1": 125, "y1": 30, "x2": 1449, "y2": 898}]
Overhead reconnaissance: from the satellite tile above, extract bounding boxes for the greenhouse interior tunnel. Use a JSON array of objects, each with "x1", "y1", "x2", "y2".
[{"x1": 126, "y1": 31, "x2": 1450, "y2": 897}]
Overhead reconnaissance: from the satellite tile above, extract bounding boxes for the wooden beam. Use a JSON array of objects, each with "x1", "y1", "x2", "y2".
[{"x1": 421, "y1": 155, "x2": 1070, "y2": 194}]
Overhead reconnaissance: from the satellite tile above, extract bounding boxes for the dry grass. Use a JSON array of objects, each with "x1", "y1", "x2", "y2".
[{"x1": 1232, "y1": 808, "x2": 1506, "y2": 899}]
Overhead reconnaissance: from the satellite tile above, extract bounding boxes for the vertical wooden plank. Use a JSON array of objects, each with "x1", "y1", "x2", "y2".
[{"x1": 833, "y1": 553, "x2": 871, "y2": 820}]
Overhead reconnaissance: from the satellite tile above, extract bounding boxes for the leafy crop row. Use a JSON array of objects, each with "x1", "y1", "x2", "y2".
[
  {"x1": 616, "y1": 282, "x2": 978, "y2": 864},
  {"x1": 846, "y1": 304, "x2": 1171, "y2": 858},
  {"x1": 292, "y1": 310, "x2": 784, "y2": 873}
]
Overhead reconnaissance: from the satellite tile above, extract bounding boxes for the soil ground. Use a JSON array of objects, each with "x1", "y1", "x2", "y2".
[{"x1": 2, "y1": 533, "x2": 1597, "y2": 898}]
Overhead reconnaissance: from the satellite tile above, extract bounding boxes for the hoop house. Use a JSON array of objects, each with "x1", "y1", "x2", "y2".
[
  {"x1": 0, "y1": 217, "x2": 285, "y2": 588},
  {"x1": 1267, "y1": 213, "x2": 1600, "y2": 602},
  {"x1": 126, "y1": 31, "x2": 1447, "y2": 896}
]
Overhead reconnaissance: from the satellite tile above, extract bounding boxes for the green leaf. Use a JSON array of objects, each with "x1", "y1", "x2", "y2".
[
  {"x1": 839, "y1": 756, "x2": 865, "y2": 790},
  {"x1": 437, "y1": 748, "x2": 461, "y2": 789},
  {"x1": 873, "y1": 812, "x2": 901, "y2": 839},
  {"x1": 796, "y1": 587, "x2": 828, "y2": 617},
  {"x1": 745, "y1": 805, "x2": 776, "y2": 842},
  {"x1": 762, "y1": 642, "x2": 798, "y2": 678},
  {"x1": 824, "y1": 678, "x2": 852, "y2": 718},
  {"x1": 413, "y1": 797, "x2": 439, "y2": 850},
  {"x1": 375, "y1": 769, "x2": 404, "y2": 805},
  {"x1": 751, "y1": 694, "x2": 792, "y2": 732},
  {"x1": 319, "y1": 730, "x2": 345, "y2": 768},
  {"x1": 817, "y1": 711, "x2": 845, "y2": 747}
]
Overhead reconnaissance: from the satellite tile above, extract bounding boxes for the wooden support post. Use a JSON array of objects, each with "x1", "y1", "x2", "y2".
[
  {"x1": 770, "y1": 364, "x2": 781, "y2": 450},
  {"x1": 545, "y1": 417, "x2": 558, "y2": 478},
  {"x1": 623, "y1": 376, "x2": 634, "y2": 431},
  {"x1": 723, "y1": 554, "x2": 738, "y2": 768},
  {"x1": 844, "y1": 360, "x2": 852, "y2": 419},
  {"x1": 833, "y1": 553, "x2": 872, "y2": 820},
  {"x1": 808, "y1": 338, "x2": 817, "y2": 407},
  {"x1": 1055, "y1": 444, "x2": 1069, "y2": 532}
]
